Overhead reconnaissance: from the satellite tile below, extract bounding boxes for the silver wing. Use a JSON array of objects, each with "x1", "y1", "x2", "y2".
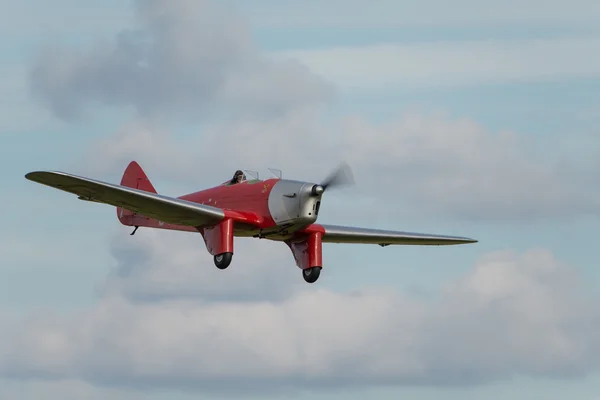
[
  {"x1": 25, "y1": 171, "x2": 225, "y2": 227},
  {"x1": 320, "y1": 224, "x2": 477, "y2": 246}
]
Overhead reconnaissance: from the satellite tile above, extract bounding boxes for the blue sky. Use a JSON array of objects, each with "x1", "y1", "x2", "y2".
[{"x1": 1, "y1": 0, "x2": 600, "y2": 398}]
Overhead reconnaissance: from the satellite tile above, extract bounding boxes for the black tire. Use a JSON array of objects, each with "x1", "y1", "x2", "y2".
[
  {"x1": 214, "y1": 252, "x2": 233, "y2": 269},
  {"x1": 302, "y1": 266, "x2": 321, "y2": 283}
]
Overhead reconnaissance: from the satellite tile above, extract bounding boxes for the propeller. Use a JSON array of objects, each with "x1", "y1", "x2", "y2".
[{"x1": 311, "y1": 162, "x2": 355, "y2": 196}]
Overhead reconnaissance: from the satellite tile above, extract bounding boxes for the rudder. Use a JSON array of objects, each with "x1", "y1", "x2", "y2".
[{"x1": 117, "y1": 161, "x2": 157, "y2": 225}]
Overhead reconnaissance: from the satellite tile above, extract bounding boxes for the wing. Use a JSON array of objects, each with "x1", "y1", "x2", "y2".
[
  {"x1": 319, "y1": 224, "x2": 477, "y2": 246},
  {"x1": 25, "y1": 171, "x2": 225, "y2": 227}
]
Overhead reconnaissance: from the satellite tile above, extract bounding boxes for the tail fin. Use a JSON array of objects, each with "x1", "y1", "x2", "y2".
[
  {"x1": 120, "y1": 161, "x2": 157, "y2": 193},
  {"x1": 117, "y1": 161, "x2": 157, "y2": 225}
]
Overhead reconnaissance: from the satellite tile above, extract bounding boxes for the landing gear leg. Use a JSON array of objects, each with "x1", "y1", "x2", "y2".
[
  {"x1": 214, "y1": 252, "x2": 233, "y2": 270},
  {"x1": 198, "y1": 218, "x2": 234, "y2": 270},
  {"x1": 302, "y1": 266, "x2": 321, "y2": 283},
  {"x1": 286, "y1": 231, "x2": 323, "y2": 284}
]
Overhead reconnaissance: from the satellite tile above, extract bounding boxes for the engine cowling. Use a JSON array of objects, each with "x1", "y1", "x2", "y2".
[{"x1": 267, "y1": 180, "x2": 322, "y2": 226}]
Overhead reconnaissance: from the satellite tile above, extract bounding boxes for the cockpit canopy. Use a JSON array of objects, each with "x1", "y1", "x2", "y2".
[{"x1": 223, "y1": 169, "x2": 281, "y2": 186}]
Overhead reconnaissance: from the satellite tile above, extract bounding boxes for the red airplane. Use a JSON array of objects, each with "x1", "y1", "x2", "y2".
[{"x1": 25, "y1": 161, "x2": 477, "y2": 283}]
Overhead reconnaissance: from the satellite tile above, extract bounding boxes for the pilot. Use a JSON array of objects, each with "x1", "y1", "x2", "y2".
[{"x1": 230, "y1": 170, "x2": 246, "y2": 184}]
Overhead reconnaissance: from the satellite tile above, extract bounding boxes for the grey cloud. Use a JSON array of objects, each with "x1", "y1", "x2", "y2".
[
  {"x1": 1, "y1": 249, "x2": 599, "y2": 395},
  {"x1": 29, "y1": 0, "x2": 333, "y2": 122},
  {"x1": 96, "y1": 228, "x2": 305, "y2": 303}
]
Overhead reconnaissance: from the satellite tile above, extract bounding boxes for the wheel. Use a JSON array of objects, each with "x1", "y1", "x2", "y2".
[
  {"x1": 302, "y1": 266, "x2": 321, "y2": 283},
  {"x1": 214, "y1": 252, "x2": 233, "y2": 269}
]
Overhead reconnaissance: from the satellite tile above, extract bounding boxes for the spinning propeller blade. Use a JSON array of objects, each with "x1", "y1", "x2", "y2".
[{"x1": 311, "y1": 162, "x2": 355, "y2": 196}]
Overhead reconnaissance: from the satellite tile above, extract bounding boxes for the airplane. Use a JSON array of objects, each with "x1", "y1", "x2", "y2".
[{"x1": 24, "y1": 161, "x2": 477, "y2": 283}]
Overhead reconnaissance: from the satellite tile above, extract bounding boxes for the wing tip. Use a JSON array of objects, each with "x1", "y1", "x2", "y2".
[
  {"x1": 25, "y1": 170, "x2": 66, "y2": 183},
  {"x1": 25, "y1": 171, "x2": 40, "y2": 179},
  {"x1": 438, "y1": 236, "x2": 478, "y2": 245},
  {"x1": 25, "y1": 170, "x2": 47, "y2": 182}
]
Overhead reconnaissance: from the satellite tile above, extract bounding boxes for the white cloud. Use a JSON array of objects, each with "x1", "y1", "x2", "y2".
[
  {"x1": 79, "y1": 120, "x2": 190, "y2": 180},
  {"x1": 78, "y1": 110, "x2": 597, "y2": 221},
  {"x1": 0, "y1": 247, "x2": 597, "y2": 395},
  {"x1": 276, "y1": 37, "x2": 600, "y2": 89}
]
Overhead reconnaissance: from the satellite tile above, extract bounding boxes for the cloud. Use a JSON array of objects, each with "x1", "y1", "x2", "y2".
[
  {"x1": 0, "y1": 248, "x2": 598, "y2": 395},
  {"x1": 332, "y1": 112, "x2": 598, "y2": 220},
  {"x1": 276, "y1": 37, "x2": 600, "y2": 89},
  {"x1": 78, "y1": 110, "x2": 597, "y2": 221},
  {"x1": 78, "y1": 109, "x2": 334, "y2": 184},
  {"x1": 26, "y1": 0, "x2": 598, "y2": 221},
  {"x1": 96, "y1": 228, "x2": 305, "y2": 303},
  {"x1": 29, "y1": 0, "x2": 333, "y2": 122},
  {"x1": 12, "y1": 0, "x2": 599, "y2": 398}
]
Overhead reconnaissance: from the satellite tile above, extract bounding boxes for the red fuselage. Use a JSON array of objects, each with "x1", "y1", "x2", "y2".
[
  {"x1": 179, "y1": 178, "x2": 278, "y2": 230},
  {"x1": 119, "y1": 177, "x2": 323, "y2": 240}
]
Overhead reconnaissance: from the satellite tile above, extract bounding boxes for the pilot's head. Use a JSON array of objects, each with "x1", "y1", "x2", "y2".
[{"x1": 233, "y1": 170, "x2": 245, "y2": 183}]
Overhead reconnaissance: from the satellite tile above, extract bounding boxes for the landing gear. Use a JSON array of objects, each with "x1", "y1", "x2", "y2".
[
  {"x1": 214, "y1": 252, "x2": 233, "y2": 269},
  {"x1": 302, "y1": 266, "x2": 321, "y2": 283}
]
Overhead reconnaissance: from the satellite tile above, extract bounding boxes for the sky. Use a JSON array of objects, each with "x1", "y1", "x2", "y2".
[{"x1": 1, "y1": 0, "x2": 600, "y2": 398}]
